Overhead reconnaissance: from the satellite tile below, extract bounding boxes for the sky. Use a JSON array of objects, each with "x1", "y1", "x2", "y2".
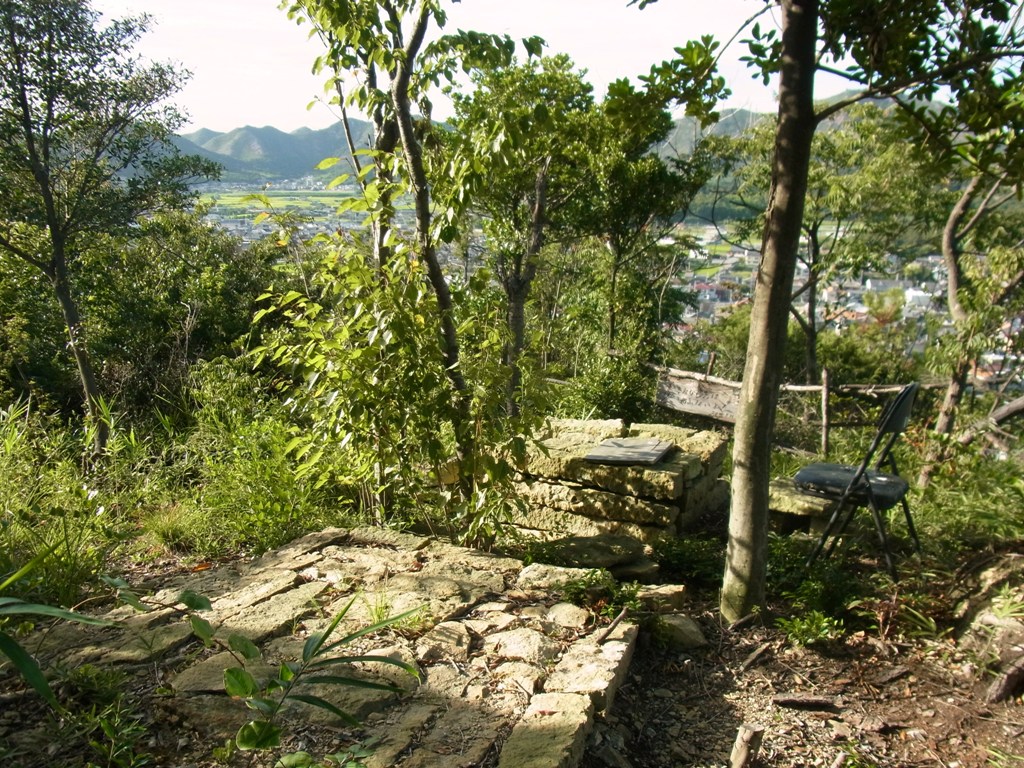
[{"x1": 88, "y1": 0, "x2": 823, "y2": 134}]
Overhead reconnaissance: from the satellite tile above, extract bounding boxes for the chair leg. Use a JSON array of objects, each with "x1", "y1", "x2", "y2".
[
  {"x1": 900, "y1": 497, "x2": 922, "y2": 555},
  {"x1": 824, "y1": 502, "x2": 861, "y2": 560},
  {"x1": 866, "y1": 500, "x2": 898, "y2": 581},
  {"x1": 806, "y1": 498, "x2": 849, "y2": 570}
]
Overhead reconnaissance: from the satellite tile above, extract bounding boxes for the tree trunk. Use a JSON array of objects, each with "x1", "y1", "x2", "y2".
[
  {"x1": 917, "y1": 179, "x2": 979, "y2": 486},
  {"x1": 958, "y1": 393, "x2": 1024, "y2": 448},
  {"x1": 721, "y1": 0, "x2": 818, "y2": 623},
  {"x1": 918, "y1": 356, "x2": 971, "y2": 486},
  {"x1": 49, "y1": 258, "x2": 108, "y2": 456},
  {"x1": 506, "y1": 277, "x2": 528, "y2": 418},
  {"x1": 390, "y1": 6, "x2": 474, "y2": 472},
  {"x1": 804, "y1": 230, "x2": 820, "y2": 384},
  {"x1": 503, "y1": 160, "x2": 549, "y2": 418},
  {"x1": 609, "y1": 250, "x2": 620, "y2": 349}
]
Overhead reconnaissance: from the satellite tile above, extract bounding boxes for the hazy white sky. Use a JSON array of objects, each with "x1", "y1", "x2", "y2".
[{"x1": 89, "y1": 0, "x2": 830, "y2": 133}]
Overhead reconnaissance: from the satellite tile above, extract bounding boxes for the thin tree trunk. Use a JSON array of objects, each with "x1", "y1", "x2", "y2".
[
  {"x1": 918, "y1": 356, "x2": 971, "y2": 486},
  {"x1": 49, "y1": 258, "x2": 108, "y2": 455},
  {"x1": 609, "y1": 255, "x2": 620, "y2": 349},
  {"x1": 389, "y1": 5, "x2": 474, "y2": 474},
  {"x1": 504, "y1": 161, "x2": 549, "y2": 418},
  {"x1": 721, "y1": 0, "x2": 818, "y2": 623},
  {"x1": 918, "y1": 179, "x2": 980, "y2": 486}
]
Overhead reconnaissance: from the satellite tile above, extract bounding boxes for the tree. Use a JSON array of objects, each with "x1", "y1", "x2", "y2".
[
  {"x1": 444, "y1": 54, "x2": 598, "y2": 416},
  {"x1": 709, "y1": 105, "x2": 941, "y2": 384},
  {"x1": 635, "y1": 0, "x2": 1024, "y2": 620},
  {"x1": 0, "y1": 0, "x2": 215, "y2": 453},
  {"x1": 588, "y1": 79, "x2": 710, "y2": 352}
]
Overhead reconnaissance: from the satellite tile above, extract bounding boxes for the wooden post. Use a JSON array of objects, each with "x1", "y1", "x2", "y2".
[
  {"x1": 820, "y1": 367, "x2": 830, "y2": 457},
  {"x1": 705, "y1": 351, "x2": 717, "y2": 377},
  {"x1": 729, "y1": 723, "x2": 765, "y2": 768}
]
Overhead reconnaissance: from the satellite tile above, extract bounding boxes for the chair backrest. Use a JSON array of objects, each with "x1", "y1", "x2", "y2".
[{"x1": 864, "y1": 382, "x2": 919, "y2": 470}]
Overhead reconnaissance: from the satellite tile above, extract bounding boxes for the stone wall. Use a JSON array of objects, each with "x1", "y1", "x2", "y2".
[{"x1": 512, "y1": 419, "x2": 730, "y2": 550}]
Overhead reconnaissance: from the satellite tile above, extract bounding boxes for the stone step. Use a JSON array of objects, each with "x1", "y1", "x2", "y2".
[{"x1": 19, "y1": 526, "x2": 644, "y2": 768}]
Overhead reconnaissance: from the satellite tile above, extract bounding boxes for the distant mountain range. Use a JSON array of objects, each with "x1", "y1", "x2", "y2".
[
  {"x1": 175, "y1": 109, "x2": 767, "y2": 183},
  {"x1": 175, "y1": 119, "x2": 375, "y2": 183}
]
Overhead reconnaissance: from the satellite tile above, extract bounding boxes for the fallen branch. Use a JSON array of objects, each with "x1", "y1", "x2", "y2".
[{"x1": 596, "y1": 607, "x2": 629, "y2": 645}]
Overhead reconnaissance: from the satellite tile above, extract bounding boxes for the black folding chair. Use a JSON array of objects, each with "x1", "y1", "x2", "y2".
[{"x1": 796, "y1": 382, "x2": 922, "y2": 579}]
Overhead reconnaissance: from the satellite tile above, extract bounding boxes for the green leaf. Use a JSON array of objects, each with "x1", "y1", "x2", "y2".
[
  {"x1": 0, "y1": 544, "x2": 58, "y2": 593},
  {"x1": 0, "y1": 598, "x2": 112, "y2": 626},
  {"x1": 0, "y1": 632, "x2": 59, "y2": 709},
  {"x1": 189, "y1": 615, "x2": 214, "y2": 644},
  {"x1": 228, "y1": 634, "x2": 261, "y2": 661},
  {"x1": 224, "y1": 667, "x2": 259, "y2": 698},
  {"x1": 178, "y1": 590, "x2": 212, "y2": 612},
  {"x1": 247, "y1": 696, "x2": 277, "y2": 717},
  {"x1": 316, "y1": 156, "x2": 340, "y2": 170},
  {"x1": 322, "y1": 605, "x2": 424, "y2": 652},
  {"x1": 275, "y1": 751, "x2": 314, "y2": 768},
  {"x1": 302, "y1": 596, "x2": 356, "y2": 662},
  {"x1": 253, "y1": 211, "x2": 270, "y2": 225},
  {"x1": 235, "y1": 720, "x2": 281, "y2": 751},
  {"x1": 116, "y1": 589, "x2": 149, "y2": 613},
  {"x1": 522, "y1": 35, "x2": 545, "y2": 58},
  {"x1": 285, "y1": 693, "x2": 360, "y2": 726},
  {"x1": 302, "y1": 674, "x2": 402, "y2": 693},
  {"x1": 326, "y1": 173, "x2": 350, "y2": 190}
]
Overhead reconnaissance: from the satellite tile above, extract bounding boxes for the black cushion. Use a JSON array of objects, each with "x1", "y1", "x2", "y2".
[{"x1": 794, "y1": 462, "x2": 909, "y2": 510}]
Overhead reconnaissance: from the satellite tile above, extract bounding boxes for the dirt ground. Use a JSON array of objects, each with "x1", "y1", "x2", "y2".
[{"x1": 587, "y1": 549, "x2": 1024, "y2": 768}]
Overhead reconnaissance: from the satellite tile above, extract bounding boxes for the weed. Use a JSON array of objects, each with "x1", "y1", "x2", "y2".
[
  {"x1": 559, "y1": 569, "x2": 641, "y2": 621},
  {"x1": 988, "y1": 747, "x2": 1024, "y2": 767},
  {"x1": 775, "y1": 610, "x2": 845, "y2": 646},
  {"x1": 990, "y1": 585, "x2": 1024, "y2": 621},
  {"x1": 0, "y1": 547, "x2": 113, "y2": 710},
  {"x1": 651, "y1": 536, "x2": 725, "y2": 587},
  {"x1": 74, "y1": 697, "x2": 153, "y2": 768},
  {"x1": 222, "y1": 594, "x2": 420, "y2": 759}
]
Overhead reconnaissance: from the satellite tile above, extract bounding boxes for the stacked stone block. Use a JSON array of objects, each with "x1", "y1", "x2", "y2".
[{"x1": 513, "y1": 419, "x2": 729, "y2": 547}]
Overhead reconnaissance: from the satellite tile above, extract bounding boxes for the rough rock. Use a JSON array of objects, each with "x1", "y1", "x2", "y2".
[
  {"x1": 539, "y1": 535, "x2": 646, "y2": 570},
  {"x1": 660, "y1": 614, "x2": 709, "y2": 649},
  {"x1": 515, "y1": 479, "x2": 680, "y2": 526},
  {"x1": 516, "y1": 563, "x2": 593, "y2": 591},
  {"x1": 609, "y1": 556, "x2": 660, "y2": 584},
  {"x1": 484, "y1": 627, "x2": 562, "y2": 664},
  {"x1": 498, "y1": 692, "x2": 595, "y2": 768},
  {"x1": 546, "y1": 624, "x2": 638, "y2": 711},
  {"x1": 768, "y1": 478, "x2": 836, "y2": 517},
  {"x1": 524, "y1": 435, "x2": 691, "y2": 501},
  {"x1": 546, "y1": 602, "x2": 592, "y2": 630},
  {"x1": 627, "y1": 424, "x2": 729, "y2": 475},
  {"x1": 636, "y1": 584, "x2": 688, "y2": 614},
  {"x1": 514, "y1": 505, "x2": 675, "y2": 547},
  {"x1": 415, "y1": 621, "x2": 472, "y2": 663}
]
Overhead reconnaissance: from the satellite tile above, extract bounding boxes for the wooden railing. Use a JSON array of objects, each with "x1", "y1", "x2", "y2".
[{"x1": 653, "y1": 365, "x2": 910, "y2": 455}]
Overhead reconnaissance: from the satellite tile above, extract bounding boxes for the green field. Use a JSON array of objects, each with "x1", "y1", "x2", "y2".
[{"x1": 203, "y1": 189, "x2": 357, "y2": 211}]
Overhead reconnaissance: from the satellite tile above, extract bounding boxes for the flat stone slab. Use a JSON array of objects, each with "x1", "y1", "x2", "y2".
[
  {"x1": 546, "y1": 624, "x2": 638, "y2": 711},
  {"x1": 525, "y1": 434, "x2": 694, "y2": 500},
  {"x1": 585, "y1": 437, "x2": 674, "y2": 466},
  {"x1": 769, "y1": 478, "x2": 837, "y2": 516}
]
